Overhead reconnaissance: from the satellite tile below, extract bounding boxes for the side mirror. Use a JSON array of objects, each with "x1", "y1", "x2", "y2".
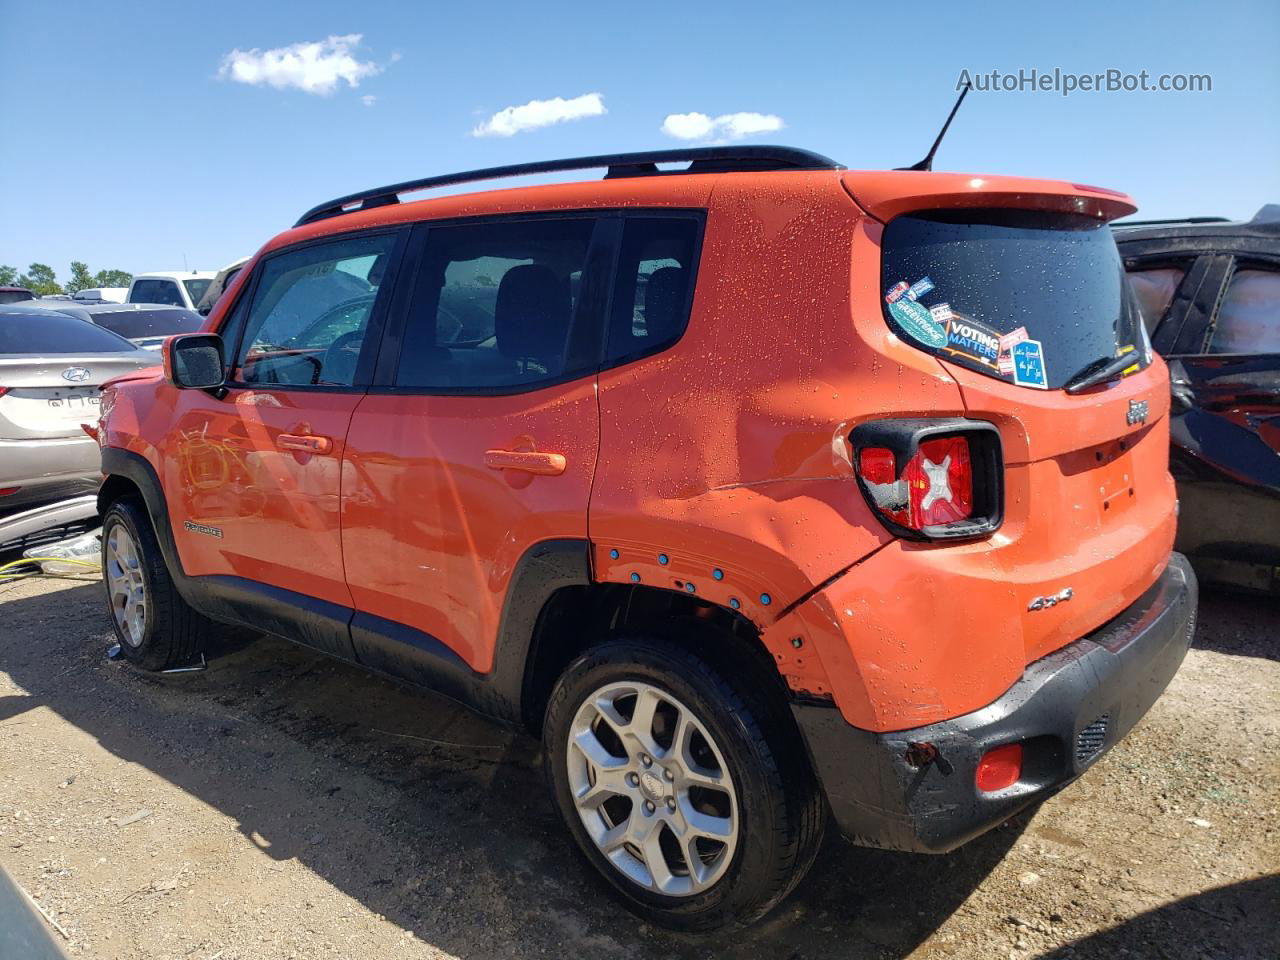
[{"x1": 164, "y1": 333, "x2": 225, "y2": 390}]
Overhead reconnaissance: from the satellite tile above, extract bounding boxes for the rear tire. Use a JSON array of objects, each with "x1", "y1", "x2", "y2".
[
  {"x1": 543, "y1": 634, "x2": 825, "y2": 932},
  {"x1": 101, "y1": 498, "x2": 214, "y2": 671}
]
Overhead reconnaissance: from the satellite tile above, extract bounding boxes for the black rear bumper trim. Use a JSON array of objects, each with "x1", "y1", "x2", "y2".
[{"x1": 794, "y1": 553, "x2": 1198, "y2": 853}]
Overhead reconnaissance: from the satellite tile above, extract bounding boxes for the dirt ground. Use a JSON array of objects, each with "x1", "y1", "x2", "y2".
[{"x1": 0, "y1": 572, "x2": 1276, "y2": 960}]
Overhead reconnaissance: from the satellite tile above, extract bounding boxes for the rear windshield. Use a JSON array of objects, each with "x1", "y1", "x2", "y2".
[
  {"x1": 94, "y1": 308, "x2": 204, "y2": 340},
  {"x1": 0, "y1": 311, "x2": 137, "y2": 354},
  {"x1": 881, "y1": 209, "x2": 1146, "y2": 390}
]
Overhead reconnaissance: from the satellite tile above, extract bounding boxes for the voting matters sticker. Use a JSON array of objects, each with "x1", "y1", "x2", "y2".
[
  {"x1": 1011, "y1": 339, "x2": 1049, "y2": 389},
  {"x1": 889, "y1": 297, "x2": 949, "y2": 349},
  {"x1": 944, "y1": 315, "x2": 1002, "y2": 368}
]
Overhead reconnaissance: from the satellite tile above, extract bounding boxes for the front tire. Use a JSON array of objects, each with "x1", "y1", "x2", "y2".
[
  {"x1": 101, "y1": 498, "x2": 214, "y2": 671},
  {"x1": 543, "y1": 635, "x2": 825, "y2": 932}
]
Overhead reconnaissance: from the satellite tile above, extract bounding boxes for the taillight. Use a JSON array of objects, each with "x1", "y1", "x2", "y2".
[
  {"x1": 852, "y1": 419, "x2": 1003, "y2": 540},
  {"x1": 0, "y1": 387, "x2": 9, "y2": 398}
]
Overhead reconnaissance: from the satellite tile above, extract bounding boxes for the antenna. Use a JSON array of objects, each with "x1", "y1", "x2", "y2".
[{"x1": 899, "y1": 81, "x2": 972, "y2": 172}]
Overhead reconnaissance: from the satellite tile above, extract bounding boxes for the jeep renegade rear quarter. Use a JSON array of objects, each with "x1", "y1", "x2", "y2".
[{"x1": 95, "y1": 148, "x2": 1197, "y2": 931}]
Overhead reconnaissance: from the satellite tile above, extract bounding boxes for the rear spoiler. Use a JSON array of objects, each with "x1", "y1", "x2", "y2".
[{"x1": 841, "y1": 171, "x2": 1137, "y2": 224}]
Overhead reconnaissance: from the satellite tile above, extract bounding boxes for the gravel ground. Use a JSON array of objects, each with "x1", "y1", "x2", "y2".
[{"x1": 0, "y1": 572, "x2": 1276, "y2": 960}]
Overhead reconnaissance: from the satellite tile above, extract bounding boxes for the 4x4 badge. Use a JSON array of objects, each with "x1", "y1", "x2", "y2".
[
  {"x1": 1028, "y1": 587, "x2": 1073, "y2": 611},
  {"x1": 1127, "y1": 398, "x2": 1149, "y2": 425}
]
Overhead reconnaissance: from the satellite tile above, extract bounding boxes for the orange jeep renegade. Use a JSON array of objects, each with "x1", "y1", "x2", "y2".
[{"x1": 95, "y1": 146, "x2": 1198, "y2": 931}]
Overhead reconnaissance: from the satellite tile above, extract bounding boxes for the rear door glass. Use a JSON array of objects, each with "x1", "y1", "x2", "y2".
[
  {"x1": 881, "y1": 210, "x2": 1146, "y2": 390},
  {"x1": 1207, "y1": 267, "x2": 1280, "y2": 354},
  {"x1": 1127, "y1": 266, "x2": 1186, "y2": 334},
  {"x1": 395, "y1": 217, "x2": 597, "y2": 390}
]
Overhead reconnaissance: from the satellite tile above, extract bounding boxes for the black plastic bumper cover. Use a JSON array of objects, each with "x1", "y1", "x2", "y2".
[{"x1": 793, "y1": 553, "x2": 1198, "y2": 853}]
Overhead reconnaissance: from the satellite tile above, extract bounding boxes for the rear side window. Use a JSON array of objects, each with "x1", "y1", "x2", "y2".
[
  {"x1": 605, "y1": 217, "x2": 700, "y2": 364},
  {"x1": 233, "y1": 233, "x2": 398, "y2": 387},
  {"x1": 0, "y1": 311, "x2": 136, "y2": 354},
  {"x1": 130, "y1": 279, "x2": 184, "y2": 306},
  {"x1": 881, "y1": 210, "x2": 1147, "y2": 390},
  {"x1": 396, "y1": 217, "x2": 597, "y2": 390},
  {"x1": 1208, "y1": 267, "x2": 1280, "y2": 354},
  {"x1": 94, "y1": 308, "x2": 204, "y2": 339},
  {"x1": 1127, "y1": 267, "x2": 1185, "y2": 333}
]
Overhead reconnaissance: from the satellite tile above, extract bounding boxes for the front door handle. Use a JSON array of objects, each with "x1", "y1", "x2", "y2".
[
  {"x1": 277, "y1": 433, "x2": 333, "y2": 455},
  {"x1": 484, "y1": 449, "x2": 566, "y2": 476}
]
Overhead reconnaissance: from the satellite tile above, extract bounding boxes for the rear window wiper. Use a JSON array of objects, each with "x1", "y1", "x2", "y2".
[{"x1": 1064, "y1": 352, "x2": 1140, "y2": 394}]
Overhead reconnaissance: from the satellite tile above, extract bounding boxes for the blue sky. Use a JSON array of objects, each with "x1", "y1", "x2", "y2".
[{"x1": 2, "y1": 0, "x2": 1277, "y2": 278}]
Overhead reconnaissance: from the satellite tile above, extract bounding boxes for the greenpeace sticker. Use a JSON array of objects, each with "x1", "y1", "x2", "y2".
[{"x1": 889, "y1": 298, "x2": 948, "y2": 349}]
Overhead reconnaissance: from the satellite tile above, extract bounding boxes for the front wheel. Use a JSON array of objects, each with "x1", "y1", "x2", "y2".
[
  {"x1": 101, "y1": 498, "x2": 215, "y2": 671},
  {"x1": 543, "y1": 636, "x2": 825, "y2": 932}
]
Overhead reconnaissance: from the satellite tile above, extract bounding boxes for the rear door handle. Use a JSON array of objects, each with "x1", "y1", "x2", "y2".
[
  {"x1": 1170, "y1": 380, "x2": 1195, "y2": 412},
  {"x1": 277, "y1": 433, "x2": 333, "y2": 455},
  {"x1": 484, "y1": 449, "x2": 566, "y2": 475}
]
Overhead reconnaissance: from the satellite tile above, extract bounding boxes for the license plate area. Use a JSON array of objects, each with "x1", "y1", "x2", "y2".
[{"x1": 1094, "y1": 445, "x2": 1137, "y2": 520}]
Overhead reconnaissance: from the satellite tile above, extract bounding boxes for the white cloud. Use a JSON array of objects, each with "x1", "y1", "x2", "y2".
[
  {"x1": 472, "y1": 92, "x2": 606, "y2": 137},
  {"x1": 660, "y1": 112, "x2": 716, "y2": 140},
  {"x1": 361, "y1": 94, "x2": 377, "y2": 107},
  {"x1": 661, "y1": 110, "x2": 785, "y2": 142},
  {"x1": 218, "y1": 34, "x2": 382, "y2": 96}
]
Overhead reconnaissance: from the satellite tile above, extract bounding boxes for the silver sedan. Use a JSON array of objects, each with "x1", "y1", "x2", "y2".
[{"x1": 0, "y1": 309, "x2": 160, "y2": 512}]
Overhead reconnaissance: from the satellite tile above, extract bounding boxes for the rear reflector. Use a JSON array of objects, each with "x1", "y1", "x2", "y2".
[
  {"x1": 0, "y1": 487, "x2": 20, "y2": 497},
  {"x1": 975, "y1": 743, "x2": 1023, "y2": 792}
]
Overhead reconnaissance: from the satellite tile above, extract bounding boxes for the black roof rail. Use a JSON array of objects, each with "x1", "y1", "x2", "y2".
[
  {"x1": 1112, "y1": 216, "x2": 1232, "y2": 229},
  {"x1": 294, "y1": 145, "x2": 843, "y2": 227}
]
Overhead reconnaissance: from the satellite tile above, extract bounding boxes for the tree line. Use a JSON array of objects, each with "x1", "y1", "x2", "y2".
[{"x1": 0, "y1": 262, "x2": 134, "y2": 297}]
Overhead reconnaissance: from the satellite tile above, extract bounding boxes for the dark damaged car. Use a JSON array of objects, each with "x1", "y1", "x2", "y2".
[{"x1": 1114, "y1": 204, "x2": 1280, "y2": 593}]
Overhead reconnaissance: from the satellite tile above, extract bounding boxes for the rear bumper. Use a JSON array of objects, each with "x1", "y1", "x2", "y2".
[
  {"x1": 794, "y1": 553, "x2": 1198, "y2": 853},
  {"x1": 0, "y1": 437, "x2": 100, "y2": 508}
]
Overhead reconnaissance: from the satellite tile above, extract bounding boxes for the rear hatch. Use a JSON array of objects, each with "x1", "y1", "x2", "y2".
[
  {"x1": 0, "y1": 310, "x2": 158, "y2": 440},
  {"x1": 0, "y1": 355, "x2": 156, "y2": 439},
  {"x1": 846, "y1": 172, "x2": 1177, "y2": 665}
]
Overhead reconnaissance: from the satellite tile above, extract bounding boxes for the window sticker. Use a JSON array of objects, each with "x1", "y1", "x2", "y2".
[
  {"x1": 885, "y1": 281, "x2": 910, "y2": 304},
  {"x1": 1011, "y1": 338, "x2": 1049, "y2": 389},
  {"x1": 905, "y1": 276, "x2": 935, "y2": 301},
  {"x1": 997, "y1": 326, "x2": 1029, "y2": 375},
  {"x1": 944, "y1": 315, "x2": 1001, "y2": 369},
  {"x1": 889, "y1": 297, "x2": 949, "y2": 349}
]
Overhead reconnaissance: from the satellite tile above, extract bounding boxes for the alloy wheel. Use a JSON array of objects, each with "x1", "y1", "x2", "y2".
[
  {"x1": 567, "y1": 680, "x2": 739, "y2": 897},
  {"x1": 105, "y1": 523, "x2": 147, "y2": 647}
]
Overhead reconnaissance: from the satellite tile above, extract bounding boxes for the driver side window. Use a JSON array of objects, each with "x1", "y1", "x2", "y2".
[{"x1": 234, "y1": 233, "x2": 398, "y2": 387}]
